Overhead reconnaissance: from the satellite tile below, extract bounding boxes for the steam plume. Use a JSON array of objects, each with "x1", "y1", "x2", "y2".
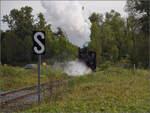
[
  {"x1": 41, "y1": 1, "x2": 91, "y2": 48},
  {"x1": 53, "y1": 60, "x2": 92, "y2": 76}
]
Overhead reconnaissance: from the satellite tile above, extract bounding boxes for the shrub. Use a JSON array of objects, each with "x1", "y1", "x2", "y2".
[
  {"x1": 117, "y1": 55, "x2": 132, "y2": 69},
  {"x1": 0, "y1": 65, "x2": 17, "y2": 77},
  {"x1": 99, "y1": 61, "x2": 112, "y2": 70}
]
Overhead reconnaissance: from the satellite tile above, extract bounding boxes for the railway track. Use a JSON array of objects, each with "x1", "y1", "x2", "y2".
[{"x1": 0, "y1": 78, "x2": 72, "y2": 112}]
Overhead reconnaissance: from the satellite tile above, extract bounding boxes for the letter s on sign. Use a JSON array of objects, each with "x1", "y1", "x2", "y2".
[{"x1": 33, "y1": 32, "x2": 45, "y2": 54}]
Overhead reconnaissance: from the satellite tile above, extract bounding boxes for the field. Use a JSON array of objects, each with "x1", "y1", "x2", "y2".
[
  {"x1": 23, "y1": 67, "x2": 150, "y2": 112},
  {"x1": 0, "y1": 65, "x2": 69, "y2": 91},
  {"x1": 0, "y1": 65, "x2": 150, "y2": 112}
]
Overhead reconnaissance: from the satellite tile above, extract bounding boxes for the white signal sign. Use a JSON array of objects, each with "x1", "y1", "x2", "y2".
[{"x1": 33, "y1": 31, "x2": 45, "y2": 55}]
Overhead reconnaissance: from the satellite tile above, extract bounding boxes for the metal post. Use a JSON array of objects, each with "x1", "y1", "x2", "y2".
[
  {"x1": 149, "y1": 2, "x2": 150, "y2": 71},
  {"x1": 0, "y1": 34, "x2": 1, "y2": 65},
  {"x1": 133, "y1": 64, "x2": 136, "y2": 74},
  {"x1": 134, "y1": 64, "x2": 136, "y2": 70},
  {"x1": 38, "y1": 55, "x2": 41, "y2": 105},
  {"x1": 0, "y1": 0, "x2": 1, "y2": 65}
]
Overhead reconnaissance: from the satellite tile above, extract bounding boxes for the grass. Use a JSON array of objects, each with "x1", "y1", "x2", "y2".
[
  {"x1": 0, "y1": 65, "x2": 69, "y2": 91},
  {"x1": 1, "y1": 65, "x2": 149, "y2": 112},
  {"x1": 25, "y1": 67, "x2": 150, "y2": 112}
]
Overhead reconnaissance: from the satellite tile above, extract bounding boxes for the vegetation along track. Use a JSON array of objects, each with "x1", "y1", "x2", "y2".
[{"x1": 0, "y1": 78, "x2": 72, "y2": 106}]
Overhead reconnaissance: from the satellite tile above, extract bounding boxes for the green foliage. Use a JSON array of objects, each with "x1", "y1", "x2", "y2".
[
  {"x1": 89, "y1": 13, "x2": 103, "y2": 23},
  {"x1": 98, "y1": 61, "x2": 112, "y2": 70},
  {"x1": 25, "y1": 68, "x2": 150, "y2": 112},
  {"x1": 88, "y1": 13, "x2": 103, "y2": 64},
  {"x1": 36, "y1": 12, "x2": 47, "y2": 30},
  {"x1": 2, "y1": 6, "x2": 34, "y2": 38},
  {"x1": 0, "y1": 64, "x2": 17, "y2": 77},
  {"x1": 2, "y1": 6, "x2": 78, "y2": 66},
  {"x1": 1, "y1": 4, "x2": 148, "y2": 68},
  {"x1": 88, "y1": 9, "x2": 148, "y2": 68},
  {"x1": 125, "y1": 0, "x2": 149, "y2": 68},
  {"x1": 125, "y1": 0, "x2": 149, "y2": 34},
  {"x1": 0, "y1": 65, "x2": 69, "y2": 91}
]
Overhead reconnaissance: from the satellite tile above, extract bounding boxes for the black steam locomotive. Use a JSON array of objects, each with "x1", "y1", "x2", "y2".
[{"x1": 78, "y1": 47, "x2": 96, "y2": 71}]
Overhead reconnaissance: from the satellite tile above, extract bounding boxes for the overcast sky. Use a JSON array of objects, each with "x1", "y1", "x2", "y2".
[{"x1": 1, "y1": 1, "x2": 127, "y2": 31}]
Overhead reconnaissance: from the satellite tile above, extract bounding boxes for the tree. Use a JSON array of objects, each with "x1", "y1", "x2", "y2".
[
  {"x1": 105, "y1": 10, "x2": 126, "y2": 60},
  {"x1": 125, "y1": 0, "x2": 149, "y2": 68},
  {"x1": 36, "y1": 12, "x2": 47, "y2": 30},
  {"x1": 125, "y1": 0, "x2": 149, "y2": 34},
  {"x1": 2, "y1": 6, "x2": 34, "y2": 39},
  {"x1": 1, "y1": 6, "x2": 78, "y2": 65},
  {"x1": 89, "y1": 13, "x2": 103, "y2": 65}
]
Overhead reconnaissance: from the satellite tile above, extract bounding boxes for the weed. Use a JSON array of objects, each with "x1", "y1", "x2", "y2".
[{"x1": 25, "y1": 67, "x2": 150, "y2": 112}]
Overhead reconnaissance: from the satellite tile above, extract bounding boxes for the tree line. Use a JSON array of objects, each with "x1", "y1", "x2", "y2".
[
  {"x1": 1, "y1": 0, "x2": 149, "y2": 68},
  {"x1": 1, "y1": 6, "x2": 78, "y2": 66},
  {"x1": 88, "y1": 0, "x2": 149, "y2": 68}
]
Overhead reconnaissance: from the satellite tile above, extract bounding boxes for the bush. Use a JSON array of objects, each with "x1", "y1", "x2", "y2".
[
  {"x1": 98, "y1": 61, "x2": 112, "y2": 70},
  {"x1": 117, "y1": 59, "x2": 132, "y2": 69},
  {"x1": 0, "y1": 65, "x2": 17, "y2": 77}
]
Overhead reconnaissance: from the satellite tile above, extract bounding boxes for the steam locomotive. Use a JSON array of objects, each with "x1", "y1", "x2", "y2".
[{"x1": 78, "y1": 47, "x2": 96, "y2": 71}]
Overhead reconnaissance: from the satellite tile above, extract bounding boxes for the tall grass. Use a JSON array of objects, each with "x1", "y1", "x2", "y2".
[
  {"x1": 0, "y1": 65, "x2": 69, "y2": 91},
  {"x1": 26, "y1": 67, "x2": 150, "y2": 112}
]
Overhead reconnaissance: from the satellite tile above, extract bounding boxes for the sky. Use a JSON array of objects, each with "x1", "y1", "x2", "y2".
[{"x1": 0, "y1": 1, "x2": 127, "y2": 31}]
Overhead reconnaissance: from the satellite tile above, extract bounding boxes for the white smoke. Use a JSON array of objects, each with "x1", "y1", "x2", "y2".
[
  {"x1": 41, "y1": 1, "x2": 91, "y2": 48},
  {"x1": 53, "y1": 60, "x2": 92, "y2": 76}
]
